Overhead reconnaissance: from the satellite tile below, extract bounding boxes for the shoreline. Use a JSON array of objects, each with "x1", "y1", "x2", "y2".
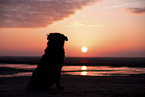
[
  {"x1": 0, "y1": 56, "x2": 145, "y2": 67},
  {"x1": 1, "y1": 65, "x2": 145, "y2": 77},
  {"x1": 0, "y1": 75, "x2": 145, "y2": 97}
]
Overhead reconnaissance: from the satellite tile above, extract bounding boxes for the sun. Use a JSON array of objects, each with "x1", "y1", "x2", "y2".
[{"x1": 81, "y1": 47, "x2": 88, "y2": 53}]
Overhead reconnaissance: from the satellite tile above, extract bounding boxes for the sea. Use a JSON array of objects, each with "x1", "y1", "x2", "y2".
[{"x1": 0, "y1": 57, "x2": 145, "y2": 77}]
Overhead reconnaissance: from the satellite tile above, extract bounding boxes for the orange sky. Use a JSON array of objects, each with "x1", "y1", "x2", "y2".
[{"x1": 0, "y1": 0, "x2": 145, "y2": 57}]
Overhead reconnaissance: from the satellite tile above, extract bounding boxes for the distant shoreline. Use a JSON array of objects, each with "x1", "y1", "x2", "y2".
[{"x1": 0, "y1": 56, "x2": 145, "y2": 67}]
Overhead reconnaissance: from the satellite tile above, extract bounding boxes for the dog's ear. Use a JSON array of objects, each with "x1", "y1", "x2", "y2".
[{"x1": 47, "y1": 33, "x2": 53, "y2": 40}]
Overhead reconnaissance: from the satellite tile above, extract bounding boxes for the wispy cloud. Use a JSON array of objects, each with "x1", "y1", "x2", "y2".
[
  {"x1": 126, "y1": 8, "x2": 145, "y2": 15},
  {"x1": 104, "y1": 1, "x2": 145, "y2": 10},
  {"x1": 104, "y1": 3, "x2": 131, "y2": 9},
  {"x1": 0, "y1": 0, "x2": 100, "y2": 28},
  {"x1": 67, "y1": 21, "x2": 104, "y2": 27}
]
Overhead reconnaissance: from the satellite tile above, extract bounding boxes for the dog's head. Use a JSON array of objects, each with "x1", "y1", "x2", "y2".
[
  {"x1": 47, "y1": 33, "x2": 68, "y2": 41},
  {"x1": 47, "y1": 33, "x2": 68, "y2": 48}
]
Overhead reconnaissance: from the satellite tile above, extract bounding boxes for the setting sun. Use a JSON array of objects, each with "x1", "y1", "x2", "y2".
[{"x1": 81, "y1": 47, "x2": 88, "y2": 53}]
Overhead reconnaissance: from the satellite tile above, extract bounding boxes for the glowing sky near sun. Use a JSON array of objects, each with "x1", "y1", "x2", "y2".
[{"x1": 0, "y1": 0, "x2": 145, "y2": 57}]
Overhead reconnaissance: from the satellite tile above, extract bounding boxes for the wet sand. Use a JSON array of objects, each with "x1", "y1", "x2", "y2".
[{"x1": 0, "y1": 75, "x2": 145, "y2": 97}]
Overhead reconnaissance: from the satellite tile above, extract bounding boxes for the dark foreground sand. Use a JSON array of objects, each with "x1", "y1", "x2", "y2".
[{"x1": 0, "y1": 75, "x2": 145, "y2": 97}]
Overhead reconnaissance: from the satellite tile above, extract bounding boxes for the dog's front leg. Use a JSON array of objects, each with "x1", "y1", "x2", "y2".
[
  {"x1": 56, "y1": 79, "x2": 64, "y2": 90},
  {"x1": 56, "y1": 65, "x2": 64, "y2": 90}
]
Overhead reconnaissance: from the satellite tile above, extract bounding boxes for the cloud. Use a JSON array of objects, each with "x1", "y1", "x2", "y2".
[
  {"x1": 0, "y1": 0, "x2": 100, "y2": 28},
  {"x1": 103, "y1": 0, "x2": 145, "y2": 15},
  {"x1": 126, "y1": 8, "x2": 145, "y2": 15},
  {"x1": 104, "y1": 1, "x2": 145, "y2": 10},
  {"x1": 67, "y1": 21, "x2": 104, "y2": 27}
]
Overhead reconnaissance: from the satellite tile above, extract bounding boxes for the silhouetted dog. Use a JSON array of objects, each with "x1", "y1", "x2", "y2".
[{"x1": 27, "y1": 33, "x2": 68, "y2": 90}]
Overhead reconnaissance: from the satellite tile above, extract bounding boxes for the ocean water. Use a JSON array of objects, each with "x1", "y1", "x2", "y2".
[{"x1": 0, "y1": 63, "x2": 145, "y2": 77}]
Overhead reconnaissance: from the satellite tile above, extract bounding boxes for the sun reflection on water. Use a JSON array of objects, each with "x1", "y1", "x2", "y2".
[
  {"x1": 82, "y1": 66, "x2": 87, "y2": 70},
  {"x1": 81, "y1": 71, "x2": 88, "y2": 75},
  {"x1": 81, "y1": 66, "x2": 87, "y2": 75},
  {"x1": 0, "y1": 64, "x2": 145, "y2": 77}
]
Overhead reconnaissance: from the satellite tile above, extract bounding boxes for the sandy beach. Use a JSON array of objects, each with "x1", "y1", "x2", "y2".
[
  {"x1": 0, "y1": 75, "x2": 145, "y2": 97},
  {"x1": 0, "y1": 57, "x2": 145, "y2": 97}
]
